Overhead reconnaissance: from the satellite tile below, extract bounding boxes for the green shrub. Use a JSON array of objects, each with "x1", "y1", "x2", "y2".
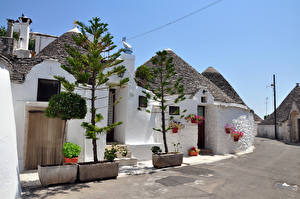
[
  {"x1": 104, "y1": 146, "x2": 117, "y2": 162},
  {"x1": 63, "y1": 142, "x2": 81, "y2": 158},
  {"x1": 45, "y1": 92, "x2": 87, "y2": 120},
  {"x1": 151, "y1": 146, "x2": 162, "y2": 154}
]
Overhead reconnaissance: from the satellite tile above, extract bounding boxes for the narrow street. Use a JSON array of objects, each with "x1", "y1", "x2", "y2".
[{"x1": 22, "y1": 138, "x2": 300, "y2": 199}]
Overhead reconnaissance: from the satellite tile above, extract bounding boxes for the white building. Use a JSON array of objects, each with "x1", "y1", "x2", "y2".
[
  {"x1": 0, "y1": 15, "x2": 257, "y2": 171},
  {"x1": 258, "y1": 84, "x2": 300, "y2": 143}
]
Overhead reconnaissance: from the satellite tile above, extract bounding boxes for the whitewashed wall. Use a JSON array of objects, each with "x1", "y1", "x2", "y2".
[
  {"x1": 11, "y1": 59, "x2": 107, "y2": 170},
  {"x1": 32, "y1": 34, "x2": 57, "y2": 54},
  {"x1": 207, "y1": 105, "x2": 255, "y2": 154},
  {"x1": 257, "y1": 122, "x2": 289, "y2": 142},
  {"x1": 0, "y1": 64, "x2": 21, "y2": 198}
]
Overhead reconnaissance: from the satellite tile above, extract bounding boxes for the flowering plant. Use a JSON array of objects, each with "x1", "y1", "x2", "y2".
[
  {"x1": 224, "y1": 124, "x2": 235, "y2": 134},
  {"x1": 231, "y1": 131, "x2": 244, "y2": 142},
  {"x1": 169, "y1": 120, "x2": 184, "y2": 130},
  {"x1": 188, "y1": 147, "x2": 200, "y2": 153},
  {"x1": 185, "y1": 114, "x2": 205, "y2": 124}
]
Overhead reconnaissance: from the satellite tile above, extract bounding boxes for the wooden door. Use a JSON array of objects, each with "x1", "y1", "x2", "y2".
[
  {"x1": 106, "y1": 89, "x2": 116, "y2": 143},
  {"x1": 298, "y1": 119, "x2": 300, "y2": 143},
  {"x1": 197, "y1": 106, "x2": 205, "y2": 149},
  {"x1": 25, "y1": 110, "x2": 65, "y2": 170}
]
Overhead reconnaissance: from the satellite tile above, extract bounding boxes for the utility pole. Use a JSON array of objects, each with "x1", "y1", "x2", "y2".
[
  {"x1": 265, "y1": 97, "x2": 269, "y2": 116},
  {"x1": 271, "y1": 74, "x2": 278, "y2": 139}
]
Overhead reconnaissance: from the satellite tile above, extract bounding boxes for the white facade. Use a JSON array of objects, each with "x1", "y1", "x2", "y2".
[
  {"x1": 10, "y1": 50, "x2": 255, "y2": 171},
  {"x1": 11, "y1": 59, "x2": 108, "y2": 171},
  {"x1": 112, "y1": 54, "x2": 255, "y2": 159},
  {"x1": 0, "y1": 64, "x2": 21, "y2": 198},
  {"x1": 258, "y1": 102, "x2": 300, "y2": 143},
  {"x1": 31, "y1": 33, "x2": 58, "y2": 54}
]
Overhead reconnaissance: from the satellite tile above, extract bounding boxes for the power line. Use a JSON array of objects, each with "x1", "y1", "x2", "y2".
[{"x1": 127, "y1": 0, "x2": 224, "y2": 41}]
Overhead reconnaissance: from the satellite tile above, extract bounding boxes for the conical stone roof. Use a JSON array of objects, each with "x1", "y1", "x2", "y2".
[
  {"x1": 135, "y1": 50, "x2": 235, "y2": 104},
  {"x1": 202, "y1": 67, "x2": 245, "y2": 105},
  {"x1": 9, "y1": 30, "x2": 86, "y2": 83},
  {"x1": 261, "y1": 85, "x2": 300, "y2": 125}
]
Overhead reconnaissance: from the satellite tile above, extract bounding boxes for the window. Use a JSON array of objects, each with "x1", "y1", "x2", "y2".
[
  {"x1": 201, "y1": 97, "x2": 207, "y2": 103},
  {"x1": 138, "y1": 96, "x2": 148, "y2": 108},
  {"x1": 169, "y1": 106, "x2": 180, "y2": 115},
  {"x1": 37, "y1": 79, "x2": 60, "y2": 101}
]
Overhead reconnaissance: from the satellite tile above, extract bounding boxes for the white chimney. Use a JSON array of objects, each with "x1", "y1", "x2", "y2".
[
  {"x1": 16, "y1": 14, "x2": 32, "y2": 50},
  {"x1": 14, "y1": 14, "x2": 32, "y2": 58}
]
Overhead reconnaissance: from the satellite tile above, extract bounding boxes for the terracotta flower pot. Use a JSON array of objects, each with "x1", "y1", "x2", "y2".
[
  {"x1": 233, "y1": 136, "x2": 239, "y2": 142},
  {"x1": 225, "y1": 128, "x2": 231, "y2": 134},
  {"x1": 64, "y1": 157, "x2": 79, "y2": 164},
  {"x1": 172, "y1": 127, "x2": 178, "y2": 133},
  {"x1": 189, "y1": 151, "x2": 198, "y2": 156}
]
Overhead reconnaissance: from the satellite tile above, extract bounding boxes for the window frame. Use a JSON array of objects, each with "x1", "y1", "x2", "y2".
[
  {"x1": 138, "y1": 96, "x2": 148, "y2": 108},
  {"x1": 169, "y1": 106, "x2": 180, "y2": 115},
  {"x1": 37, "y1": 78, "x2": 61, "y2": 102}
]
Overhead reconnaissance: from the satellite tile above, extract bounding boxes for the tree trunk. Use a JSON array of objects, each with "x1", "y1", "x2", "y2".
[
  {"x1": 91, "y1": 72, "x2": 98, "y2": 162},
  {"x1": 161, "y1": 106, "x2": 168, "y2": 153},
  {"x1": 160, "y1": 66, "x2": 168, "y2": 153}
]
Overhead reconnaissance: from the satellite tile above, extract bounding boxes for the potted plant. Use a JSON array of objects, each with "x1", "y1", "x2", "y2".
[
  {"x1": 54, "y1": 17, "x2": 128, "y2": 182},
  {"x1": 63, "y1": 142, "x2": 81, "y2": 164},
  {"x1": 78, "y1": 146, "x2": 119, "y2": 182},
  {"x1": 169, "y1": 121, "x2": 184, "y2": 133},
  {"x1": 224, "y1": 124, "x2": 235, "y2": 134},
  {"x1": 135, "y1": 50, "x2": 187, "y2": 169},
  {"x1": 38, "y1": 92, "x2": 87, "y2": 186},
  {"x1": 188, "y1": 147, "x2": 199, "y2": 156},
  {"x1": 185, "y1": 114, "x2": 205, "y2": 124},
  {"x1": 231, "y1": 131, "x2": 244, "y2": 142},
  {"x1": 151, "y1": 146, "x2": 183, "y2": 169}
]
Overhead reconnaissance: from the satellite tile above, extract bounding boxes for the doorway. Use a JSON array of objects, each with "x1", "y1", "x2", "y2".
[
  {"x1": 25, "y1": 110, "x2": 65, "y2": 170},
  {"x1": 197, "y1": 106, "x2": 205, "y2": 149},
  {"x1": 106, "y1": 89, "x2": 116, "y2": 143},
  {"x1": 298, "y1": 119, "x2": 300, "y2": 143}
]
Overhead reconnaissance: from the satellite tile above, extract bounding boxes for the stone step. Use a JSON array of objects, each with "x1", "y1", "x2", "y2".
[
  {"x1": 115, "y1": 158, "x2": 138, "y2": 166},
  {"x1": 199, "y1": 149, "x2": 213, "y2": 155}
]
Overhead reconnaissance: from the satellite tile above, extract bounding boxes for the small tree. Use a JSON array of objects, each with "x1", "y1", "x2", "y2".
[
  {"x1": 45, "y1": 92, "x2": 87, "y2": 161},
  {"x1": 135, "y1": 50, "x2": 186, "y2": 153},
  {"x1": 55, "y1": 17, "x2": 129, "y2": 162}
]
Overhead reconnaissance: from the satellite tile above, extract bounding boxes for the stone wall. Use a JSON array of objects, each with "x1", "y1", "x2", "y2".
[{"x1": 0, "y1": 37, "x2": 14, "y2": 55}]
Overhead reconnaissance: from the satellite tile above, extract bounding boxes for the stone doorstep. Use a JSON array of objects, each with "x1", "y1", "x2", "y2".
[
  {"x1": 115, "y1": 158, "x2": 138, "y2": 166},
  {"x1": 199, "y1": 149, "x2": 213, "y2": 155}
]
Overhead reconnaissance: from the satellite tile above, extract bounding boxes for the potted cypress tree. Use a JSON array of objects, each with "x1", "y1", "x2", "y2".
[
  {"x1": 54, "y1": 17, "x2": 129, "y2": 182},
  {"x1": 135, "y1": 50, "x2": 186, "y2": 168},
  {"x1": 38, "y1": 92, "x2": 87, "y2": 186}
]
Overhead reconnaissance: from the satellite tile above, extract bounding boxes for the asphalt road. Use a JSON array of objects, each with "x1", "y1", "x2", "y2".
[{"x1": 22, "y1": 137, "x2": 300, "y2": 199}]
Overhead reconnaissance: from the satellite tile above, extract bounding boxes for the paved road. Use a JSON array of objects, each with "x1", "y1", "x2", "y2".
[{"x1": 22, "y1": 138, "x2": 300, "y2": 199}]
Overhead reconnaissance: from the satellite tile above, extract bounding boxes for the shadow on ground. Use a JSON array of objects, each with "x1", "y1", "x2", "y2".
[{"x1": 22, "y1": 182, "x2": 90, "y2": 199}]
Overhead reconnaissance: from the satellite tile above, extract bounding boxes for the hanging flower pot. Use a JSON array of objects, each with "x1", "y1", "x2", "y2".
[
  {"x1": 231, "y1": 131, "x2": 244, "y2": 142},
  {"x1": 191, "y1": 119, "x2": 197, "y2": 123},
  {"x1": 225, "y1": 128, "x2": 231, "y2": 134},
  {"x1": 64, "y1": 157, "x2": 79, "y2": 164},
  {"x1": 172, "y1": 127, "x2": 179, "y2": 133},
  {"x1": 233, "y1": 136, "x2": 239, "y2": 142},
  {"x1": 224, "y1": 124, "x2": 235, "y2": 134}
]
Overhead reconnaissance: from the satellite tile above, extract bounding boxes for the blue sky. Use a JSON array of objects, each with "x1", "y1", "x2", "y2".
[{"x1": 1, "y1": 0, "x2": 299, "y2": 118}]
